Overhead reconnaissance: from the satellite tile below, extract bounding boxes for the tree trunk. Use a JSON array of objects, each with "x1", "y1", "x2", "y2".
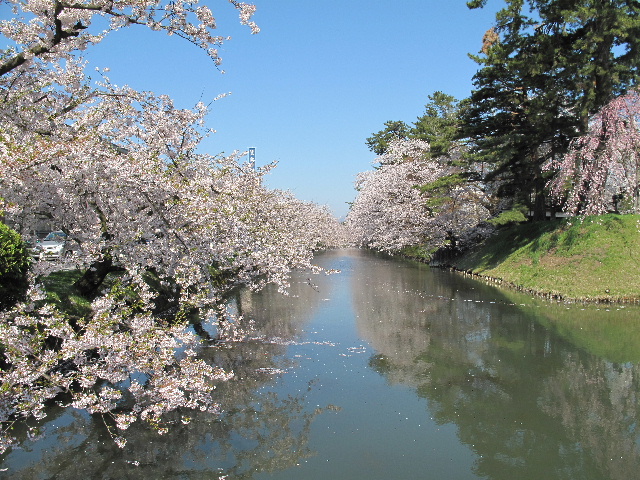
[
  {"x1": 73, "y1": 255, "x2": 123, "y2": 298},
  {"x1": 531, "y1": 164, "x2": 547, "y2": 221},
  {"x1": 532, "y1": 190, "x2": 547, "y2": 221}
]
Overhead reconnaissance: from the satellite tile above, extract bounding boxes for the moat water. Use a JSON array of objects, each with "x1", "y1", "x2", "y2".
[{"x1": 3, "y1": 249, "x2": 640, "y2": 479}]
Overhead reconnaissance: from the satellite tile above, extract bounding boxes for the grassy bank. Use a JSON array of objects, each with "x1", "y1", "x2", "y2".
[
  {"x1": 40, "y1": 269, "x2": 93, "y2": 317},
  {"x1": 450, "y1": 214, "x2": 640, "y2": 302}
]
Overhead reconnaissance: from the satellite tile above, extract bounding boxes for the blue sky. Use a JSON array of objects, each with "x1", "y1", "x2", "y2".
[{"x1": 5, "y1": 0, "x2": 502, "y2": 218}]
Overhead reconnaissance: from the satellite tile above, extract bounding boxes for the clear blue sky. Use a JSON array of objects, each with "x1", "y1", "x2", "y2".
[{"x1": 7, "y1": 1, "x2": 502, "y2": 219}]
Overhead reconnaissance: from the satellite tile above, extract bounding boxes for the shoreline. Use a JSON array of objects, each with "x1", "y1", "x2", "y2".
[{"x1": 433, "y1": 263, "x2": 640, "y2": 305}]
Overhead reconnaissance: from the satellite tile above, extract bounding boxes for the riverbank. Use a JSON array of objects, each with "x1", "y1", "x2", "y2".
[{"x1": 436, "y1": 214, "x2": 640, "y2": 303}]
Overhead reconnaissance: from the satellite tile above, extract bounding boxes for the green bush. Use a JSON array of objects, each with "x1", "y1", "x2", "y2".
[{"x1": 0, "y1": 223, "x2": 30, "y2": 309}]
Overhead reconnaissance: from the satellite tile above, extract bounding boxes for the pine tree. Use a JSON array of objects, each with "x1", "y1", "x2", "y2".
[{"x1": 463, "y1": 0, "x2": 640, "y2": 219}]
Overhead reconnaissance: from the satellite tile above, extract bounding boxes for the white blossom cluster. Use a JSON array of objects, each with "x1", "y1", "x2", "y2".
[
  {"x1": 0, "y1": 0, "x2": 259, "y2": 74},
  {"x1": 0, "y1": 0, "x2": 345, "y2": 451},
  {"x1": 377, "y1": 138, "x2": 431, "y2": 166},
  {"x1": 345, "y1": 138, "x2": 490, "y2": 254},
  {"x1": 347, "y1": 160, "x2": 441, "y2": 252}
]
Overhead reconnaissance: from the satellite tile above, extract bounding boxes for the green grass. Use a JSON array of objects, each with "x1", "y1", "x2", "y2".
[
  {"x1": 39, "y1": 270, "x2": 93, "y2": 318},
  {"x1": 453, "y1": 214, "x2": 640, "y2": 301},
  {"x1": 38, "y1": 268, "x2": 191, "y2": 320}
]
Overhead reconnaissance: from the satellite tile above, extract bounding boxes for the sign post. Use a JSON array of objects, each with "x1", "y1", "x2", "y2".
[{"x1": 248, "y1": 147, "x2": 256, "y2": 170}]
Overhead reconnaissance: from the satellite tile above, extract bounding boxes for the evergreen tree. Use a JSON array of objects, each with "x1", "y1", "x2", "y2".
[
  {"x1": 463, "y1": 0, "x2": 640, "y2": 219},
  {"x1": 413, "y1": 91, "x2": 464, "y2": 158},
  {"x1": 365, "y1": 120, "x2": 410, "y2": 156},
  {"x1": 366, "y1": 92, "x2": 465, "y2": 160}
]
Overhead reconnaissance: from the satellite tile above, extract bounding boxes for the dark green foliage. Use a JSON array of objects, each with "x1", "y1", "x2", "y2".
[
  {"x1": 0, "y1": 222, "x2": 30, "y2": 309},
  {"x1": 464, "y1": 0, "x2": 640, "y2": 219},
  {"x1": 366, "y1": 91, "x2": 466, "y2": 160},
  {"x1": 420, "y1": 173, "x2": 467, "y2": 195},
  {"x1": 419, "y1": 173, "x2": 468, "y2": 212},
  {"x1": 365, "y1": 120, "x2": 410, "y2": 156},
  {"x1": 399, "y1": 243, "x2": 439, "y2": 262},
  {"x1": 412, "y1": 92, "x2": 464, "y2": 158}
]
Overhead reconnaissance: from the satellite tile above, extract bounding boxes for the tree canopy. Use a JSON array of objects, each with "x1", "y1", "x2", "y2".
[
  {"x1": 546, "y1": 90, "x2": 640, "y2": 215},
  {"x1": 347, "y1": 138, "x2": 489, "y2": 256},
  {"x1": 0, "y1": 0, "x2": 345, "y2": 452},
  {"x1": 353, "y1": 0, "x2": 640, "y2": 259},
  {"x1": 463, "y1": 0, "x2": 640, "y2": 218},
  {"x1": 366, "y1": 92, "x2": 465, "y2": 160}
]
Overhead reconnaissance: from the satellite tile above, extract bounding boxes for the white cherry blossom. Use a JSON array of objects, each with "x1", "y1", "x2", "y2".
[
  {"x1": 346, "y1": 138, "x2": 490, "y2": 255},
  {"x1": 0, "y1": 0, "x2": 344, "y2": 452}
]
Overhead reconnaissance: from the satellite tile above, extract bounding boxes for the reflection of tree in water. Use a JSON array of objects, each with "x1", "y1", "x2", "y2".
[
  {"x1": 217, "y1": 264, "x2": 335, "y2": 344},
  {"x1": 352, "y1": 252, "x2": 502, "y2": 388},
  {"x1": 4, "y1": 378, "x2": 324, "y2": 479},
  {"x1": 2, "y1": 271, "x2": 334, "y2": 479},
  {"x1": 351, "y1": 252, "x2": 640, "y2": 479},
  {"x1": 540, "y1": 354, "x2": 640, "y2": 480}
]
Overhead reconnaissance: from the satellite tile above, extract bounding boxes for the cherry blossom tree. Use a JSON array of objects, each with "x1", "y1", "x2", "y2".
[
  {"x1": 0, "y1": 0, "x2": 343, "y2": 452},
  {"x1": 346, "y1": 140, "x2": 440, "y2": 252},
  {"x1": 0, "y1": 0, "x2": 259, "y2": 77},
  {"x1": 346, "y1": 139, "x2": 490, "y2": 256},
  {"x1": 546, "y1": 90, "x2": 640, "y2": 216}
]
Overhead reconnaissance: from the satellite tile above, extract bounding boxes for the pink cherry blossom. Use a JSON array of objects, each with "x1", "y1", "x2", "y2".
[
  {"x1": 546, "y1": 90, "x2": 640, "y2": 215},
  {"x1": 346, "y1": 139, "x2": 489, "y2": 254}
]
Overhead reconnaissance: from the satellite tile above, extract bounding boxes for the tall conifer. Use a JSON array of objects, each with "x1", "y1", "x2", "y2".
[{"x1": 463, "y1": 0, "x2": 640, "y2": 218}]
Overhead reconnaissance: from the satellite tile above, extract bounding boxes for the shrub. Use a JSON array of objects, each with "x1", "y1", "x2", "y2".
[{"x1": 0, "y1": 222, "x2": 30, "y2": 309}]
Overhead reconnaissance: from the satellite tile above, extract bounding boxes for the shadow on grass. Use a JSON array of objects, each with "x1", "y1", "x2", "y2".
[
  {"x1": 458, "y1": 220, "x2": 565, "y2": 271},
  {"x1": 40, "y1": 269, "x2": 93, "y2": 319}
]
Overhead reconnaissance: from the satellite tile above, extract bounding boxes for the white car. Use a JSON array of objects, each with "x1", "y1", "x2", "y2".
[{"x1": 34, "y1": 231, "x2": 75, "y2": 260}]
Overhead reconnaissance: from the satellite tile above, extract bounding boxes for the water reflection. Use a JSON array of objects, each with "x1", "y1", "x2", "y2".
[
  {"x1": 234, "y1": 268, "x2": 335, "y2": 341},
  {"x1": 3, "y1": 381, "x2": 322, "y2": 479},
  {"x1": 350, "y1": 251, "x2": 640, "y2": 479},
  {"x1": 3, "y1": 250, "x2": 640, "y2": 479},
  {"x1": 1, "y1": 273, "x2": 333, "y2": 479}
]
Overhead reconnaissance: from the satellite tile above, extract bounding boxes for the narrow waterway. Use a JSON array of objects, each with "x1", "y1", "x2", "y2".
[{"x1": 3, "y1": 248, "x2": 640, "y2": 479}]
